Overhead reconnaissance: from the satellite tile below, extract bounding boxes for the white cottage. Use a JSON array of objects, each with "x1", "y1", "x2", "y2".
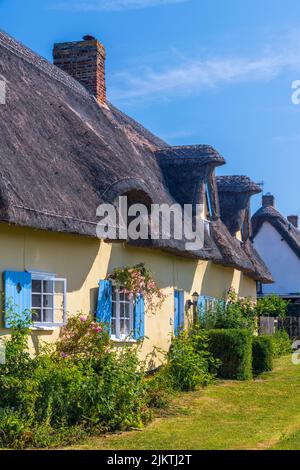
[{"x1": 252, "y1": 193, "x2": 300, "y2": 311}]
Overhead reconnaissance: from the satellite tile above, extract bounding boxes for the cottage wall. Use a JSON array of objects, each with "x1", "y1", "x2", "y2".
[{"x1": 0, "y1": 223, "x2": 256, "y2": 362}]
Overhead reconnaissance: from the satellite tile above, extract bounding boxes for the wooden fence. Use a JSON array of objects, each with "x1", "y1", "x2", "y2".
[{"x1": 259, "y1": 316, "x2": 300, "y2": 339}]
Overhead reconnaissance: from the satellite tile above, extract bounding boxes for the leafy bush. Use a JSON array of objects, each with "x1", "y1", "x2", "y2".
[
  {"x1": 0, "y1": 313, "x2": 150, "y2": 448},
  {"x1": 0, "y1": 308, "x2": 224, "y2": 448},
  {"x1": 165, "y1": 327, "x2": 218, "y2": 391},
  {"x1": 272, "y1": 330, "x2": 292, "y2": 358},
  {"x1": 55, "y1": 313, "x2": 110, "y2": 360},
  {"x1": 252, "y1": 336, "x2": 274, "y2": 375},
  {"x1": 144, "y1": 368, "x2": 174, "y2": 409},
  {"x1": 255, "y1": 296, "x2": 288, "y2": 318},
  {"x1": 198, "y1": 289, "x2": 257, "y2": 333},
  {"x1": 208, "y1": 329, "x2": 253, "y2": 380}
]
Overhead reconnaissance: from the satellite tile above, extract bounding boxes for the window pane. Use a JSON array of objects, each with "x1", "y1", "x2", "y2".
[
  {"x1": 124, "y1": 302, "x2": 130, "y2": 319},
  {"x1": 112, "y1": 301, "x2": 117, "y2": 319},
  {"x1": 120, "y1": 291, "x2": 125, "y2": 302},
  {"x1": 124, "y1": 319, "x2": 130, "y2": 336},
  {"x1": 120, "y1": 319, "x2": 125, "y2": 334},
  {"x1": 54, "y1": 308, "x2": 64, "y2": 324},
  {"x1": 43, "y1": 295, "x2": 53, "y2": 309},
  {"x1": 43, "y1": 309, "x2": 53, "y2": 323},
  {"x1": 54, "y1": 293, "x2": 64, "y2": 310},
  {"x1": 54, "y1": 280, "x2": 64, "y2": 294},
  {"x1": 32, "y1": 280, "x2": 42, "y2": 293},
  {"x1": 112, "y1": 288, "x2": 117, "y2": 301},
  {"x1": 32, "y1": 294, "x2": 41, "y2": 308},
  {"x1": 43, "y1": 280, "x2": 53, "y2": 293},
  {"x1": 111, "y1": 318, "x2": 116, "y2": 336},
  {"x1": 32, "y1": 309, "x2": 41, "y2": 322}
]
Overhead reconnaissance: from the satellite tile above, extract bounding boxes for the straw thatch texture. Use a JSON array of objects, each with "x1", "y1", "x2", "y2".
[{"x1": 0, "y1": 30, "x2": 272, "y2": 282}]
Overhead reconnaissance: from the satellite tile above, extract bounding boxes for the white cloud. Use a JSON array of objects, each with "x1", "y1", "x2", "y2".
[
  {"x1": 49, "y1": 0, "x2": 190, "y2": 11},
  {"x1": 108, "y1": 37, "x2": 300, "y2": 104}
]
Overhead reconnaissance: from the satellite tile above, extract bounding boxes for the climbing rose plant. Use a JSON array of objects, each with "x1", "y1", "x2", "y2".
[
  {"x1": 108, "y1": 263, "x2": 166, "y2": 314},
  {"x1": 55, "y1": 314, "x2": 111, "y2": 360}
]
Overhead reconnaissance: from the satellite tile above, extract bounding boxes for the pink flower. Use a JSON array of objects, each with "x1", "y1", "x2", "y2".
[
  {"x1": 90, "y1": 322, "x2": 103, "y2": 333},
  {"x1": 61, "y1": 352, "x2": 68, "y2": 358},
  {"x1": 80, "y1": 315, "x2": 88, "y2": 323}
]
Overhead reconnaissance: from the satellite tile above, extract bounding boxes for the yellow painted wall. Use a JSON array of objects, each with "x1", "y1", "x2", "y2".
[{"x1": 0, "y1": 222, "x2": 256, "y2": 364}]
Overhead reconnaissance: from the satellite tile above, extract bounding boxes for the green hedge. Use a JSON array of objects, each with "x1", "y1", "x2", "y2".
[
  {"x1": 207, "y1": 329, "x2": 252, "y2": 380},
  {"x1": 252, "y1": 336, "x2": 274, "y2": 375},
  {"x1": 272, "y1": 330, "x2": 292, "y2": 358}
]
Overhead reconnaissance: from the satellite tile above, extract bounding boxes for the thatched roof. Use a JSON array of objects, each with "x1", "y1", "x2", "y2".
[
  {"x1": 217, "y1": 175, "x2": 262, "y2": 194},
  {"x1": 217, "y1": 176, "x2": 273, "y2": 283},
  {"x1": 217, "y1": 176, "x2": 261, "y2": 236},
  {"x1": 0, "y1": 30, "x2": 272, "y2": 282},
  {"x1": 252, "y1": 205, "x2": 300, "y2": 260}
]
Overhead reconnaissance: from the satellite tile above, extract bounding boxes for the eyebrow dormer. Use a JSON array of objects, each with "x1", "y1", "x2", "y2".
[
  {"x1": 217, "y1": 176, "x2": 261, "y2": 241},
  {"x1": 155, "y1": 145, "x2": 225, "y2": 218}
]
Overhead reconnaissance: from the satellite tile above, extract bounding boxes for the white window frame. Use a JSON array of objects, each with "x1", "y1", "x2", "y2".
[
  {"x1": 204, "y1": 296, "x2": 218, "y2": 314},
  {"x1": 111, "y1": 286, "x2": 134, "y2": 341},
  {"x1": 30, "y1": 271, "x2": 67, "y2": 328}
]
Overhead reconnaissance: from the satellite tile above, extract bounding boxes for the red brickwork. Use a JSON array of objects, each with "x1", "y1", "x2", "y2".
[{"x1": 53, "y1": 37, "x2": 106, "y2": 104}]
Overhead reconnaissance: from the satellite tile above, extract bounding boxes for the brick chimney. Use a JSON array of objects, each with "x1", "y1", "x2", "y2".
[
  {"x1": 288, "y1": 215, "x2": 299, "y2": 228},
  {"x1": 262, "y1": 193, "x2": 275, "y2": 208},
  {"x1": 53, "y1": 35, "x2": 106, "y2": 104}
]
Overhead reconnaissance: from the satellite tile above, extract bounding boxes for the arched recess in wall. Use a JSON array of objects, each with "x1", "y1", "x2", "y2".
[{"x1": 101, "y1": 177, "x2": 155, "y2": 243}]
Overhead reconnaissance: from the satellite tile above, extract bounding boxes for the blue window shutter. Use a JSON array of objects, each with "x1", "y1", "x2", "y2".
[
  {"x1": 4, "y1": 271, "x2": 32, "y2": 328},
  {"x1": 134, "y1": 293, "x2": 145, "y2": 340},
  {"x1": 174, "y1": 290, "x2": 179, "y2": 336},
  {"x1": 179, "y1": 291, "x2": 184, "y2": 328},
  {"x1": 96, "y1": 280, "x2": 112, "y2": 330},
  {"x1": 174, "y1": 290, "x2": 184, "y2": 336}
]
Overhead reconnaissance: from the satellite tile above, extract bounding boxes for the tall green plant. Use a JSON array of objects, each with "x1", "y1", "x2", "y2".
[
  {"x1": 255, "y1": 295, "x2": 288, "y2": 318},
  {"x1": 198, "y1": 289, "x2": 257, "y2": 333},
  {"x1": 166, "y1": 327, "x2": 218, "y2": 391}
]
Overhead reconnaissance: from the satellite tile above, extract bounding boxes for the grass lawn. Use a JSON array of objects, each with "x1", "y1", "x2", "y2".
[{"x1": 66, "y1": 356, "x2": 300, "y2": 450}]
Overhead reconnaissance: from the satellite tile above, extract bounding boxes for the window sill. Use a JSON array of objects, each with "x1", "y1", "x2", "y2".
[
  {"x1": 31, "y1": 323, "x2": 64, "y2": 331},
  {"x1": 110, "y1": 336, "x2": 137, "y2": 344}
]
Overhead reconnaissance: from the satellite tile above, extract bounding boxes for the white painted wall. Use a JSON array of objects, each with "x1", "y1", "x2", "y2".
[{"x1": 254, "y1": 221, "x2": 300, "y2": 295}]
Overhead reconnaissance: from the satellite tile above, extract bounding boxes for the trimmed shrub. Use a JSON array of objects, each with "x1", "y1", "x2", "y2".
[
  {"x1": 252, "y1": 336, "x2": 273, "y2": 375},
  {"x1": 208, "y1": 329, "x2": 253, "y2": 380},
  {"x1": 272, "y1": 330, "x2": 292, "y2": 358}
]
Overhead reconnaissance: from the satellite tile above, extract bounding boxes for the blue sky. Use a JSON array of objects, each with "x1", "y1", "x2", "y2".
[{"x1": 1, "y1": 0, "x2": 300, "y2": 216}]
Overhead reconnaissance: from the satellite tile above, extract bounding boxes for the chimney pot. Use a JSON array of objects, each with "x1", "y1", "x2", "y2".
[
  {"x1": 288, "y1": 215, "x2": 299, "y2": 228},
  {"x1": 53, "y1": 36, "x2": 106, "y2": 104},
  {"x1": 83, "y1": 35, "x2": 96, "y2": 41},
  {"x1": 262, "y1": 193, "x2": 275, "y2": 208}
]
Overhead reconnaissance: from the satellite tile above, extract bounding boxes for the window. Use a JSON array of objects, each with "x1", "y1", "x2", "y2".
[
  {"x1": 205, "y1": 184, "x2": 213, "y2": 220},
  {"x1": 198, "y1": 295, "x2": 221, "y2": 317},
  {"x1": 257, "y1": 282, "x2": 263, "y2": 295},
  {"x1": 111, "y1": 287, "x2": 134, "y2": 340},
  {"x1": 203, "y1": 296, "x2": 219, "y2": 314},
  {"x1": 31, "y1": 272, "x2": 67, "y2": 327}
]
